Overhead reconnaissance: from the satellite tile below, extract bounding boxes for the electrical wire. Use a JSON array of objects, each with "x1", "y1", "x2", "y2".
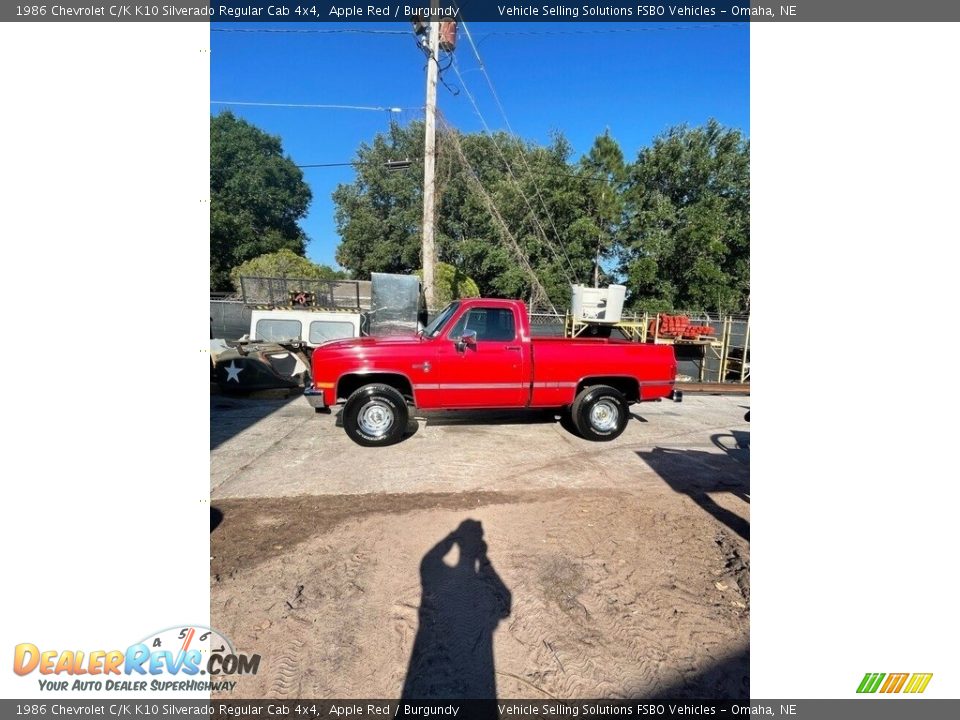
[
  {"x1": 211, "y1": 100, "x2": 414, "y2": 112},
  {"x1": 456, "y1": 23, "x2": 581, "y2": 283},
  {"x1": 475, "y1": 24, "x2": 747, "y2": 39},
  {"x1": 210, "y1": 24, "x2": 745, "y2": 39},
  {"x1": 448, "y1": 58, "x2": 577, "y2": 285},
  {"x1": 439, "y1": 116, "x2": 557, "y2": 313},
  {"x1": 295, "y1": 160, "x2": 416, "y2": 169},
  {"x1": 211, "y1": 27, "x2": 410, "y2": 36},
  {"x1": 296, "y1": 162, "x2": 361, "y2": 168}
]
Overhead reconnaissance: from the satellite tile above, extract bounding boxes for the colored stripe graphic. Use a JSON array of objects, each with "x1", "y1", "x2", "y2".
[
  {"x1": 857, "y1": 672, "x2": 933, "y2": 694},
  {"x1": 857, "y1": 673, "x2": 885, "y2": 693},
  {"x1": 904, "y1": 673, "x2": 933, "y2": 694},
  {"x1": 880, "y1": 673, "x2": 908, "y2": 693}
]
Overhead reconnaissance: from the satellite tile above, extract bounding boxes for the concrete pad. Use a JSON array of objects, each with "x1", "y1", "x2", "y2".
[{"x1": 211, "y1": 394, "x2": 750, "y2": 499}]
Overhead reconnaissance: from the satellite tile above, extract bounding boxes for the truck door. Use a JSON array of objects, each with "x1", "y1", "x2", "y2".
[{"x1": 437, "y1": 306, "x2": 527, "y2": 408}]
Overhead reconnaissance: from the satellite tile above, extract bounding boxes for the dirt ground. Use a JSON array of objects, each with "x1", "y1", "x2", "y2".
[{"x1": 210, "y1": 394, "x2": 750, "y2": 699}]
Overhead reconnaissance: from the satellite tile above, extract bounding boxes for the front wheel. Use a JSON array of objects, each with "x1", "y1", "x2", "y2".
[
  {"x1": 571, "y1": 385, "x2": 629, "y2": 441},
  {"x1": 342, "y1": 384, "x2": 409, "y2": 447}
]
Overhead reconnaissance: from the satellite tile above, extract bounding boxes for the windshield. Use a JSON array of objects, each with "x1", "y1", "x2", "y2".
[{"x1": 422, "y1": 302, "x2": 460, "y2": 338}]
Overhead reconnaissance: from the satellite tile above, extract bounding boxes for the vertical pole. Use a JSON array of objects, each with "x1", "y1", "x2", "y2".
[
  {"x1": 594, "y1": 190, "x2": 603, "y2": 288},
  {"x1": 699, "y1": 342, "x2": 707, "y2": 383},
  {"x1": 741, "y1": 316, "x2": 750, "y2": 384},
  {"x1": 421, "y1": 4, "x2": 440, "y2": 310},
  {"x1": 720, "y1": 316, "x2": 731, "y2": 383}
]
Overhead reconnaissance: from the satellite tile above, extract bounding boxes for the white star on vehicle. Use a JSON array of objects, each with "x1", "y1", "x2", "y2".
[{"x1": 224, "y1": 361, "x2": 243, "y2": 383}]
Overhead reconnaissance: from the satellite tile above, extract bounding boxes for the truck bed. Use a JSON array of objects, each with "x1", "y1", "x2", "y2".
[{"x1": 529, "y1": 337, "x2": 677, "y2": 407}]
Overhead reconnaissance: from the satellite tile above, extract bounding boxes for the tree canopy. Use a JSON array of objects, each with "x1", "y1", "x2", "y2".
[
  {"x1": 620, "y1": 119, "x2": 749, "y2": 313},
  {"x1": 211, "y1": 112, "x2": 313, "y2": 291},
  {"x1": 230, "y1": 249, "x2": 347, "y2": 291},
  {"x1": 415, "y1": 262, "x2": 481, "y2": 307},
  {"x1": 332, "y1": 120, "x2": 749, "y2": 313}
]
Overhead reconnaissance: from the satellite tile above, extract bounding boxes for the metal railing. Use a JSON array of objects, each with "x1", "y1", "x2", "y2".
[{"x1": 239, "y1": 276, "x2": 362, "y2": 309}]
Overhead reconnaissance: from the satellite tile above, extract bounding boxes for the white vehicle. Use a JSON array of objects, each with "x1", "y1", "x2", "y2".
[
  {"x1": 248, "y1": 309, "x2": 362, "y2": 347},
  {"x1": 211, "y1": 274, "x2": 420, "y2": 393}
]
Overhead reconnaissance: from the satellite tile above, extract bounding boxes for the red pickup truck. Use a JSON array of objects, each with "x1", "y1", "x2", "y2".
[{"x1": 305, "y1": 298, "x2": 679, "y2": 446}]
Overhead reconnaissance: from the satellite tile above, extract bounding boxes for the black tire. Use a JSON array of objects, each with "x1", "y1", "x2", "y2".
[
  {"x1": 342, "y1": 384, "x2": 409, "y2": 447},
  {"x1": 570, "y1": 385, "x2": 629, "y2": 441}
]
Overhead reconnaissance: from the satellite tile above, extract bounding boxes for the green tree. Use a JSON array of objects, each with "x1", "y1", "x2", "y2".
[
  {"x1": 453, "y1": 131, "x2": 596, "y2": 307},
  {"x1": 211, "y1": 112, "x2": 312, "y2": 291},
  {"x1": 333, "y1": 123, "x2": 425, "y2": 278},
  {"x1": 230, "y1": 249, "x2": 347, "y2": 291},
  {"x1": 333, "y1": 124, "x2": 598, "y2": 309},
  {"x1": 621, "y1": 119, "x2": 749, "y2": 312},
  {"x1": 332, "y1": 121, "x2": 748, "y2": 314},
  {"x1": 415, "y1": 262, "x2": 480, "y2": 307},
  {"x1": 572, "y1": 130, "x2": 627, "y2": 287}
]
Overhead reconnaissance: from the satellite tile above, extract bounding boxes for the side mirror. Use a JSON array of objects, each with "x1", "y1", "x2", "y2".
[{"x1": 456, "y1": 330, "x2": 477, "y2": 352}]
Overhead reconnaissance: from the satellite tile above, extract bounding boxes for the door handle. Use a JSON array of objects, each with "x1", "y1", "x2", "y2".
[{"x1": 505, "y1": 345, "x2": 521, "y2": 351}]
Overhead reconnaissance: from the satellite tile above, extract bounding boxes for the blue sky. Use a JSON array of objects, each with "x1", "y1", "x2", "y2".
[{"x1": 210, "y1": 22, "x2": 749, "y2": 268}]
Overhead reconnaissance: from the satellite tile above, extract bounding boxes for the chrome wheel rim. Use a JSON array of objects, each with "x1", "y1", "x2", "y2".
[
  {"x1": 358, "y1": 400, "x2": 395, "y2": 437},
  {"x1": 589, "y1": 400, "x2": 619, "y2": 432}
]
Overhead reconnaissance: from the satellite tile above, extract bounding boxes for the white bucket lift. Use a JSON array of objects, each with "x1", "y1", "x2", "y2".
[{"x1": 570, "y1": 284, "x2": 626, "y2": 324}]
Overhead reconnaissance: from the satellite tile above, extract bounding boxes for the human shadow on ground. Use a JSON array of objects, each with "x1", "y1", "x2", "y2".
[{"x1": 400, "y1": 520, "x2": 512, "y2": 701}]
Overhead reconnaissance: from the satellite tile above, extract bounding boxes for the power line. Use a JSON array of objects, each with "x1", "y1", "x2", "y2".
[
  {"x1": 457, "y1": 20, "x2": 580, "y2": 283},
  {"x1": 440, "y1": 118, "x2": 557, "y2": 314},
  {"x1": 514, "y1": 167, "x2": 626, "y2": 184},
  {"x1": 296, "y1": 161, "x2": 360, "y2": 168},
  {"x1": 476, "y1": 24, "x2": 747, "y2": 38},
  {"x1": 210, "y1": 24, "x2": 744, "y2": 39},
  {"x1": 293, "y1": 158, "x2": 611, "y2": 183},
  {"x1": 296, "y1": 159, "x2": 415, "y2": 169},
  {"x1": 211, "y1": 100, "x2": 415, "y2": 112},
  {"x1": 211, "y1": 27, "x2": 410, "y2": 36},
  {"x1": 448, "y1": 58, "x2": 578, "y2": 285},
  {"x1": 293, "y1": 159, "x2": 615, "y2": 181}
]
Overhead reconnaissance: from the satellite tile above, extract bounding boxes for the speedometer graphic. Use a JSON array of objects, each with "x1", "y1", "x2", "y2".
[{"x1": 137, "y1": 625, "x2": 235, "y2": 675}]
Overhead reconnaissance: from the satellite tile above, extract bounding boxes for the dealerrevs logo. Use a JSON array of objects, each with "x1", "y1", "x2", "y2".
[{"x1": 13, "y1": 625, "x2": 260, "y2": 693}]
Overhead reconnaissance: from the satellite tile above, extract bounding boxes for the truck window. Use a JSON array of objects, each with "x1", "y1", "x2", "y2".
[
  {"x1": 423, "y1": 302, "x2": 460, "y2": 338},
  {"x1": 308, "y1": 320, "x2": 355, "y2": 344},
  {"x1": 449, "y1": 308, "x2": 516, "y2": 342},
  {"x1": 255, "y1": 319, "x2": 302, "y2": 342}
]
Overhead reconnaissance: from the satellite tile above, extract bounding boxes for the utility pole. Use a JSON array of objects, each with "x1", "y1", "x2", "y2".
[
  {"x1": 421, "y1": 1, "x2": 440, "y2": 310},
  {"x1": 594, "y1": 190, "x2": 604, "y2": 288}
]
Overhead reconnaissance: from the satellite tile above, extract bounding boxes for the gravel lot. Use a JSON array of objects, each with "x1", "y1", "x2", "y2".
[{"x1": 210, "y1": 392, "x2": 750, "y2": 699}]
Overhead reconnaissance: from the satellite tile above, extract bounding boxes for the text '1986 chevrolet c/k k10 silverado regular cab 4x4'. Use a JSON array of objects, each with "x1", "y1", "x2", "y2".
[{"x1": 305, "y1": 298, "x2": 680, "y2": 446}]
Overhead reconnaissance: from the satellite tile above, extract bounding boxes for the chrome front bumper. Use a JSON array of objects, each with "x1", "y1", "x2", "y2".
[{"x1": 304, "y1": 387, "x2": 326, "y2": 409}]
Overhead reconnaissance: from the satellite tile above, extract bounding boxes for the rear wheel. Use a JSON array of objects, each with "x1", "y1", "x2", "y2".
[
  {"x1": 571, "y1": 385, "x2": 629, "y2": 441},
  {"x1": 342, "y1": 384, "x2": 409, "y2": 447}
]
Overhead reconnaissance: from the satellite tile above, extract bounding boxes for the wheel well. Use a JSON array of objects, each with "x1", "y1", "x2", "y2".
[
  {"x1": 337, "y1": 373, "x2": 414, "y2": 404},
  {"x1": 576, "y1": 376, "x2": 639, "y2": 403}
]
